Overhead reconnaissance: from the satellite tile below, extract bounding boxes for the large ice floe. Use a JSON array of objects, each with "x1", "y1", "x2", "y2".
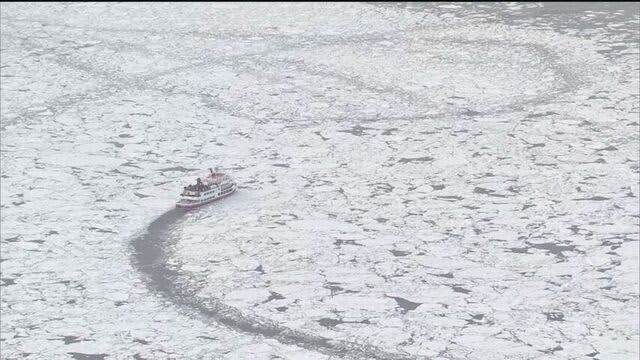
[{"x1": 1, "y1": 2, "x2": 638, "y2": 360}]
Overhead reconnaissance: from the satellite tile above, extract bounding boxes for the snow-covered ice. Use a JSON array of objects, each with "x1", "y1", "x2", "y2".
[{"x1": 1, "y1": 2, "x2": 638, "y2": 359}]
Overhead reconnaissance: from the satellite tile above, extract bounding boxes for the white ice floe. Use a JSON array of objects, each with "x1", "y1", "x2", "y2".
[{"x1": 2, "y1": 2, "x2": 638, "y2": 359}]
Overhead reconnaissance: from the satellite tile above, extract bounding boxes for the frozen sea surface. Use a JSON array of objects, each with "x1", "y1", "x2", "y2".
[{"x1": 1, "y1": 2, "x2": 639, "y2": 360}]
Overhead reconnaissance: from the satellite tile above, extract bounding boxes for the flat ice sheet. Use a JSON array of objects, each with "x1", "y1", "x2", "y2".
[{"x1": 1, "y1": 2, "x2": 638, "y2": 359}]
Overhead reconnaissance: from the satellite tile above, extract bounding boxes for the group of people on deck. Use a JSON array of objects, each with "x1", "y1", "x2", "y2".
[{"x1": 184, "y1": 177, "x2": 209, "y2": 192}]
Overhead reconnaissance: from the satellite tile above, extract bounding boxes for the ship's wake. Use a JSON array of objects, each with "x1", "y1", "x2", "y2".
[{"x1": 131, "y1": 209, "x2": 418, "y2": 360}]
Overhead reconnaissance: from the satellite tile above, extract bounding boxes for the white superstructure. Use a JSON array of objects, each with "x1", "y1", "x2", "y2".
[{"x1": 176, "y1": 168, "x2": 237, "y2": 209}]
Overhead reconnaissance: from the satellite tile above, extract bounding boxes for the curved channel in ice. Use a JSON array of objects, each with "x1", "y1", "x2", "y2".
[{"x1": 131, "y1": 209, "x2": 417, "y2": 360}]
